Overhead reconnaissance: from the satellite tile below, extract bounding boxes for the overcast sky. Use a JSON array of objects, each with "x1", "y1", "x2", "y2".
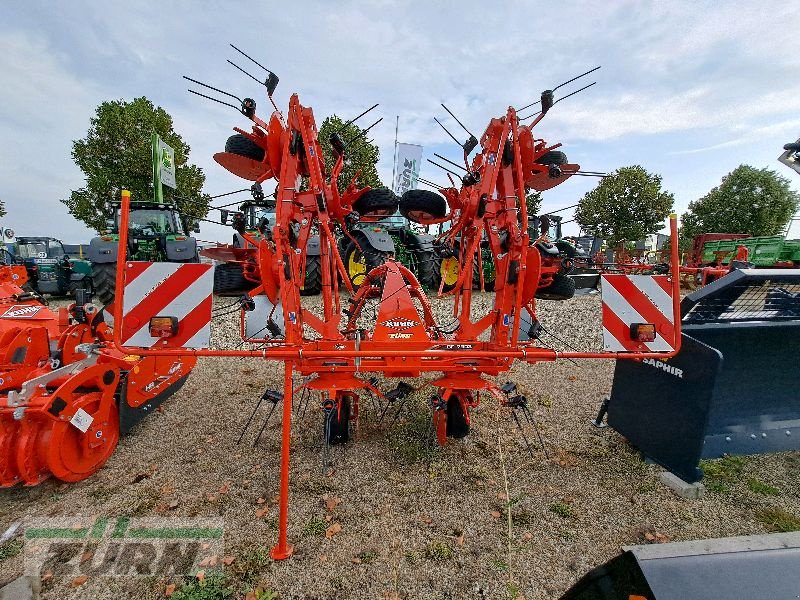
[{"x1": 1, "y1": 1, "x2": 799, "y2": 243}]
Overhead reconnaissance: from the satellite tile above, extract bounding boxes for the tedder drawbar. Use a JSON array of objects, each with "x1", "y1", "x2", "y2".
[{"x1": 109, "y1": 50, "x2": 683, "y2": 559}]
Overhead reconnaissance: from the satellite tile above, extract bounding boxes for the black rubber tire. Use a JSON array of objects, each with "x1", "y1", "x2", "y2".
[
  {"x1": 301, "y1": 254, "x2": 322, "y2": 296},
  {"x1": 324, "y1": 396, "x2": 351, "y2": 445},
  {"x1": 352, "y1": 187, "x2": 399, "y2": 216},
  {"x1": 224, "y1": 134, "x2": 265, "y2": 161},
  {"x1": 399, "y1": 190, "x2": 447, "y2": 222},
  {"x1": 535, "y1": 273, "x2": 576, "y2": 301},
  {"x1": 535, "y1": 150, "x2": 568, "y2": 166},
  {"x1": 412, "y1": 250, "x2": 439, "y2": 291},
  {"x1": 446, "y1": 395, "x2": 470, "y2": 438},
  {"x1": 92, "y1": 263, "x2": 117, "y2": 306},
  {"x1": 344, "y1": 241, "x2": 389, "y2": 289},
  {"x1": 213, "y1": 263, "x2": 255, "y2": 296}
]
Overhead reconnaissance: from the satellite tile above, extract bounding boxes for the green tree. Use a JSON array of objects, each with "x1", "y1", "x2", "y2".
[
  {"x1": 62, "y1": 97, "x2": 209, "y2": 233},
  {"x1": 525, "y1": 189, "x2": 543, "y2": 216},
  {"x1": 316, "y1": 114, "x2": 382, "y2": 194},
  {"x1": 682, "y1": 165, "x2": 799, "y2": 239},
  {"x1": 575, "y1": 165, "x2": 674, "y2": 245}
]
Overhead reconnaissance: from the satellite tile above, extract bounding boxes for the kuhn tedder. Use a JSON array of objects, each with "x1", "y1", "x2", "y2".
[
  {"x1": 98, "y1": 49, "x2": 686, "y2": 559},
  {"x1": 0, "y1": 263, "x2": 195, "y2": 487}
]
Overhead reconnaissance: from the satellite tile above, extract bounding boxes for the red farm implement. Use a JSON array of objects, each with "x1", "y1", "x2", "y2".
[
  {"x1": 107, "y1": 52, "x2": 683, "y2": 559},
  {"x1": 0, "y1": 260, "x2": 196, "y2": 487}
]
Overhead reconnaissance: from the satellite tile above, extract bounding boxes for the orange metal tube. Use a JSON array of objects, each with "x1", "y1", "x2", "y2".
[{"x1": 270, "y1": 361, "x2": 294, "y2": 560}]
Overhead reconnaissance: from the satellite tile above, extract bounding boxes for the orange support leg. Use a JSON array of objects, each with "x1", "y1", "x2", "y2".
[{"x1": 271, "y1": 362, "x2": 295, "y2": 560}]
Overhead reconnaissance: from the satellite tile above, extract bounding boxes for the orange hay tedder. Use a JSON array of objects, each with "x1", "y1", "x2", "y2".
[{"x1": 96, "y1": 48, "x2": 685, "y2": 559}]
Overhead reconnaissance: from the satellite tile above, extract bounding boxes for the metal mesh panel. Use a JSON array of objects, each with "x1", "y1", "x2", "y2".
[{"x1": 682, "y1": 272, "x2": 800, "y2": 324}]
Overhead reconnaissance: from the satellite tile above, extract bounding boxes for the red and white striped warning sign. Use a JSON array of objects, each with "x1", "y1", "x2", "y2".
[
  {"x1": 118, "y1": 262, "x2": 213, "y2": 348},
  {"x1": 601, "y1": 274, "x2": 676, "y2": 352}
]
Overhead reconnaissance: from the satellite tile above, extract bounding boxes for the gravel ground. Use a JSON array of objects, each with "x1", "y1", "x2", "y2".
[{"x1": 1, "y1": 292, "x2": 798, "y2": 599}]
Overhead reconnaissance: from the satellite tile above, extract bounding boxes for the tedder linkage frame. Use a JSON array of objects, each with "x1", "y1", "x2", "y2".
[{"x1": 111, "y1": 73, "x2": 682, "y2": 559}]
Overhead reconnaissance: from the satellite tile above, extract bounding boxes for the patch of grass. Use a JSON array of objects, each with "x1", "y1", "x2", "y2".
[
  {"x1": 387, "y1": 405, "x2": 436, "y2": 464},
  {"x1": 357, "y1": 550, "x2": 378, "y2": 564},
  {"x1": 423, "y1": 540, "x2": 453, "y2": 561},
  {"x1": 636, "y1": 481, "x2": 658, "y2": 494},
  {"x1": 549, "y1": 501, "x2": 576, "y2": 519},
  {"x1": 700, "y1": 455, "x2": 748, "y2": 493},
  {"x1": 130, "y1": 486, "x2": 160, "y2": 516},
  {"x1": 87, "y1": 484, "x2": 114, "y2": 503},
  {"x1": 537, "y1": 396, "x2": 553, "y2": 408},
  {"x1": 302, "y1": 516, "x2": 328, "y2": 538},
  {"x1": 507, "y1": 581, "x2": 522, "y2": 599},
  {"x1": 491, "y1": 558, "x2": 509, "y2": 571},
  {"x1": 510, "y1": 509, "x2": 534, "y2": 526},
  {"x1": 234, "y1": 546, "x2": 272, "y2": 584},
  {"x1": 756, "y1": 507, "x2": 800, "y2": 532},
  {"x1": 172, "y1": 573, "x2": 234, "y2": 600},
  {"x1": 0, "y1": 539, "x2": 22, "y2": 561},
  {"x1": 747, "y1": 479, "x2": 780, "y2": 496}
]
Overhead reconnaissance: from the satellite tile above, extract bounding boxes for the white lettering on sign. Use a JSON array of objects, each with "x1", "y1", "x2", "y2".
[
  {"x1": 642, "y1": 358, "x2": 683, "y2": 379},
  {"x1": 1, "y1": 305, "x2": 43, "y2": 319}
]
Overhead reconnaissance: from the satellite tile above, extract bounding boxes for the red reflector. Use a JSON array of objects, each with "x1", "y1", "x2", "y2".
[
  {"x1": 175, "y1": 236, "x2": 186, "y2": 241},
  {"x1": 101, "y1": 236, "x2": 114, "y2": 241},
  {"x1": 630, "y1": 323, "x2": 656, "y2": 342},
  {"x1": 149, "y1": 316, "x2": 179, "y2": 338}
]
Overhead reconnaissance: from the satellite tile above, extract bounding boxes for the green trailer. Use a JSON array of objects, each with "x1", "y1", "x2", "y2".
[{"x1": 700, "y1": 235, "x2": 800, "y2": 267}]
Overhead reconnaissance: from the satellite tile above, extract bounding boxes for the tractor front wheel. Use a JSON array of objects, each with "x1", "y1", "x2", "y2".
[
  {"x1": 344, "y1": 241, "x2": 389, "y2": 289},
  {"x1": 91, "y1": 263, "x2": 117, "y2": 306},
  {"x1": 412, "y1": 250, "x2": 440, "y2": 291}
]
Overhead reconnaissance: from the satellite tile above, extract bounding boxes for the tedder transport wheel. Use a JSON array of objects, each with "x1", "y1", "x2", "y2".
[
  {"x1": 535, "y1": 273, "x2": 576, "y2": 301},
  {"x1": 92, "y1": 263, "x2": 117, "y2": 306},
  {"x1": 213, "y1": 263, "x2": 256, "y2": 296},
  {"x1": 225, "y1": 134, "x2": 265, "y2": 161},
  {"x1": 412, "y1": 250, "x2": 440, "y2": 291},
  {"x1": 352, "y1": 187, "x2": 399, "y2": 217},
  {"x1": 535, "y1": 150, "x2": 568, "y2": 166},
  {"x1": 301, "y1": 254, "x2": 322, "y2": 296},
  {"x1": 345, "y1": 241, "x2": 389, "y2": 289},
  {"x1": 399, "y1": 189, "x2": 447, "y2": 223},
  {"x1": 324, "y1": 393, "x2": 351, "y2": 445},
  {"x1": 434, "y1": 390, "x2": 471, "y2": 445}
]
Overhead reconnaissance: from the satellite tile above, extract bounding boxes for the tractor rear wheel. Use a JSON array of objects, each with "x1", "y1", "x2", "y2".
[
  {"x1": 399, "y1": 189, "x2": 447, "y2": 223},
  {"x1": 352, "y1": 187, "x2": 399, "y2": 217},
  {"x1": 225, "y1": 134, "x2": 265, "y2": 161},
  {"x1": 92, "y1": 263, "x2": 117, "y2": 306},
  {"x1": 301, "y1": 255, "x2": 322, "y2": 296},
  {"x1": 324, "y1": 395, "x2": 351, "y2": 445},
  {"x1": 535, "y1": 273, "x2": 575, "y2": 301},
  {"x1": 213, "y1": 263, "x2": 255, "y2": 296},
  {"x1": 439, "y1": 255, "x2": 460, "y2": 292},
  {"x1": 344, "y1": 241, "x2": 389, "y2": 289},
  {"x1": 412, "y1": 250, "x2": 439, "y2": 291}
]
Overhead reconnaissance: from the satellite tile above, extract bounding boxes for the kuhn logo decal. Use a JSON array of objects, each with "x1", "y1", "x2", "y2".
[
  {"x1": 381, "y1": 318, "x2": 417, "y2": 330},
  {"x1": 1, "y1": 305, "x2": 43, "y2": 319}
]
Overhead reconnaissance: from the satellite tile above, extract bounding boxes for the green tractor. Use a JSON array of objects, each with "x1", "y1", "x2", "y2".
[
  {"x1": 342, "y1": 189, "x2": 441, "y2": 291},
  {"x1": 15, "y1": 236, "x2": 93, "y2": 297},
  {"x1": 88, "y1": 201, "x2": 199, "y2": 305}
]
